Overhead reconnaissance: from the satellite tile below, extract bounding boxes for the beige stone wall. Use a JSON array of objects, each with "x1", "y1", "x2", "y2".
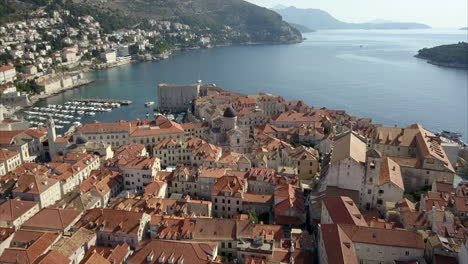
[
  {"x1": 212, "y1": 195, "x2": 242, "y2": 218},
  {"x1": 373, "y1": 144, "x2": 415, "y2": 158},
  {"x1": 354, "y1": 242, "x2": 423, "y2": 264},
  {"x1": 401, "y1": 167, "x2": 453, "y2": 192},
  {"x1": 327, "y1": 158, "x2": 365, "y2": 192},
  {"x1": 39, "y1": 181, "x2": 62, "y2": 208}
]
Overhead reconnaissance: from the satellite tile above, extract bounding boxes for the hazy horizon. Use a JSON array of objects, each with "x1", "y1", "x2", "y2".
[{"x1": 246, "y1": 0, "x2": 468, "y2": 29}]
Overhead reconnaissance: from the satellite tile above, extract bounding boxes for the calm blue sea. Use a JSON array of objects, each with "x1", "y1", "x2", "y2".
[{"x1": 34, "y1": 29, "x2": 468, "y2": 140}]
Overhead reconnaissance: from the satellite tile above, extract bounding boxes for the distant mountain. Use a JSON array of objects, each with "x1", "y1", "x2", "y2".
[
  {"x1": 272, "y1": 4, "x2": 288, "y2": 10},
  {"x1": 2, "y1": 0, "x2": 302, "y2": 44},
  {"x1": 272, "y1": 6, "x2": 431, "y2": 30},
  {"x1": 367, "y1": 19, "x2": 397, "y2": 24},
  {"x1": 461, "y1": 27, "x2": 468, "y2": 30},
  {"x1": 71, "y1": 0, "x2": 302, "y2": 43}
]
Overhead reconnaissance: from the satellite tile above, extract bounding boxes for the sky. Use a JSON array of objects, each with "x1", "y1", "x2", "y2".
[{"x1": 245, "y1": 0, "x2": 468, "y2": 28}]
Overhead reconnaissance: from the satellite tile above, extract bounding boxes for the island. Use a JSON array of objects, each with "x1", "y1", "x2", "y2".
[
  {"x1": 416, "y1": 42, "x2": 468, "y2": 68},
  {"x1": 460, "y1": 27, "x2": 468, "y2": 30}
]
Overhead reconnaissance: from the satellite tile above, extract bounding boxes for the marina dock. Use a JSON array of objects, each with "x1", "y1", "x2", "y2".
[{"x1": 73, "y1": 99, "x2": 133, "y2": 105}]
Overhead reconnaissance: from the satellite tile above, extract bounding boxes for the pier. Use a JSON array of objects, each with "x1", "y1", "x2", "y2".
[{"x1": 73, "y1": 98, "x2": 133, "y2": 105}]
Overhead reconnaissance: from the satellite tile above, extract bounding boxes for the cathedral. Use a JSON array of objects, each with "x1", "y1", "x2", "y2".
[{"x1": 209, "y1": 106, "x2": 249, "y2": 154}]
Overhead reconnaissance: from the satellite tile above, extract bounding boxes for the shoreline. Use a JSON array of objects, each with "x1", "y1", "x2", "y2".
[
  {"x1": 415, "y1": 55, "x2": 468, "y2": 69},
  {"x1": 16, "y1": 79, "x2": 95, "y2": 114},
  {"x1": 21, "y1": 39, "x2": 302, "y2": 111}
]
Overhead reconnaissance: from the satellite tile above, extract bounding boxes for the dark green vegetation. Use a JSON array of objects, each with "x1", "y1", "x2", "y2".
[
  {"x1": 403, "y1": 186, "x2": 430, "y2": 208},
  {"x1": 249, "y1": 211, "x2": 270, "y2": 224},
  {"x1": 289, "y1": 23, "x2": 315, "y2": 33},
  {"x1": 16, "y1": 79, "x2": 44, "y2": 94},
  {"x1": 272, "y1": 6, "x2": 431, "y2": 30},
  {"x1": 1, "y1": 0, "x2": 301, "y2": 44},
  {"x1": 75, "y1": 0, "x2": 301, "y2": 44},
  {"x1": 416, "y1": 42, "x2": 468, "y2": 68}
]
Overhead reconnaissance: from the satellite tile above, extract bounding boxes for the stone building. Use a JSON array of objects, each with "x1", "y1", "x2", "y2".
[
  {"x1": 12, "y1": 173, "x2": 62, "y2": 208},
  {"x1": 209, "y1": 106, "x2": 249, "y2": 154},
  {"x1": 326, "y1": 132, "x2": 367, "y2": 193},
  {"x1": 0, "y1": 148, "x2": 21, "y2": 176},
  {"x1": 211, "y1": 175, "x2": 247, "y2": 218},
  {"x1": 371, "y1": 124, "x2": 455, "y2": 192},
  {"x1": 74, "y1": 208, "x2": 151, "y2": 249},
  {"x1": 360, "y1": 153, "x2": 405, "y2": 213},
  {"x1": 158, "y1": 83, "x2": 222, "y2": 112},
  {"x1": 0, "y1": 199, "x2": 40, "y2": 228},
  {"x1": 117, "y1": 157, "x2": 160, "y2": 192}
]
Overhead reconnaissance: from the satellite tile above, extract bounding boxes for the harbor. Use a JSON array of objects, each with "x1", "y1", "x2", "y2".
[
  {"x1": 73, "y1": 98, "x2": 133, "y2": 105},
  {"x1": 22, "y1": 100, "x2": 125, "y2": 129},
  {"x1": 20, "y1": 96, "x2": 187, "y2": 132}
]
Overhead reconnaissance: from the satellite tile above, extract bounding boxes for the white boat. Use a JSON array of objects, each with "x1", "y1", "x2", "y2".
[
  {"x1": 72, "y1": 121, "x2": 82, "y2": 126},
  {"x1": 167, "y1": 114, "x2": 175, "y2": 120},
  {"x1": 145, "y1": 101, "x2": 155, "y2": 107},
  {"x1": 77, "y1": 111, "x2": 84, "y2": 115},
  {"x1": 86, "y1": 112, "x2": 96, "y2": 116}
]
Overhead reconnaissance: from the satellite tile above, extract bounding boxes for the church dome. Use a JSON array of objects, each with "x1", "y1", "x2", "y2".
[
  {"x1": 75, "y1": 136, "x2": 88, "y2": 145},
  {"x1": 223, "y1": 106, "x2": 236, "y2": 118}
]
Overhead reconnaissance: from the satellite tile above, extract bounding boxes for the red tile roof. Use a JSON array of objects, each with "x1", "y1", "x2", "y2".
[
  {"x1": 0, "y1": 130, "x2": 23, "y2": 145},
  {"x1": 150, "y1": 216, "x2": 195, "y2": 240},
  {"x1": 252, "y1": 224, "x2": 283, "y2": 241},
  {"x1": 0, "y1": 148, "x2": 19, "y2": 162},
  {"x1": 0, "y1": 230, "x2": 59, "y2": 264},
  {"x1": 243, "y1": 193, "x2": 273, "y2": 204},
  {"x1": 0, "y1": 65, "x2": 15, "y2": 72},
  {"x1": 22, "y1": 207, "x2": 81, "y2": 231},
  {"x1": 379, "y1": 157, "x2": 404, "y2": 190},
  {"x1": 212, "y1": 176, "x2": 245, "y2": 197},
  {"x1": 34, "y1": 250, "x2": 69, "y2": 264},
  {"x1": 13, "y1": 173, "x2": 59, "y2": 195},
  {"x1": 74, "y1": 208, "x2": 146, "y2": 235},
  {"x1": 0, "y1": 199, "x2": 38, "y2": 222},
  {"x1": 320, "y1": 224, "x2": 358, "y2": 264},
  {"x1": 127, "y1": 240, "x2": 218, "y2": 264},
  {"x1": 339, "y1": 224, "x2": 425, "y2": 249},
  {"x1": 274, "y1": 184, "x2": 305, "y2": 216},
  {"x1": 454, "y1": 196, "x2": 468, "y2": 213},
  {"x1": 322, "y1": 196, "x2": 367, "y2": 226}
]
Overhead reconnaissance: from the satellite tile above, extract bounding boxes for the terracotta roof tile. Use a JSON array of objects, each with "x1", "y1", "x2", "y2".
[
  {"x1": 212, "y1": 176, "x2": 245, "y2": 196},
  {"x1": 379, "y1": 157, "x2": 404, "y2": 190},
  {"x1": 0, "y1": 199, "x2": 38, "y2": 222},
  {"x1": 74, "y1": 208, "x2": 147, "y2": 235},
  {"x1": 339, "y1": 224, "x2": 425, "y2": 249},
  {"x1": 22, "y1": 207, "x2": 81, "y2": 231},
  {"x1": 322, "y1": 196, "x2": 367, "y2": 226},
  {"x1": 127, "y1": 240, "x2": 218, "y2": 264},
  {"x1": 320, "y1": 224, "x2": 358, "y2": 264},
  {"x1": 0, "y1": 230, "x2": 60, "y2": 264},
  {"x1": 243, "y1": 193, "x2": 273, "y2": 204},
  {"x1": 0, "y1": 148, "x2": 19, "y2": 162},
  {"x1": 331, "y1": 132, "x2": 366, "y2": 163},
  {"x1": 34, "y1": 250, "x2": 69, "y2": 264}
]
